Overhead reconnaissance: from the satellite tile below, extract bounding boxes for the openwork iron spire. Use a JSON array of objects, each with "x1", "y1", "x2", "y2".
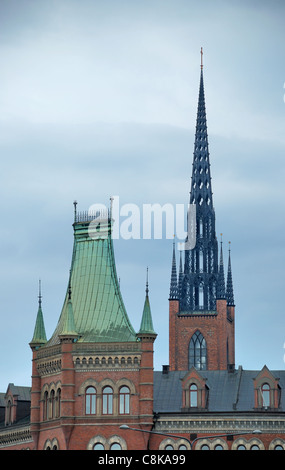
[
  {"x1": 179, "y1": 51, "x2": 218, "y2": 312},
  {"x1": 169, "y1": 239, "x2": 178, "y2": 300},
  {"x1": 217, "y1": 234, "x2": 226, "y2": 300}
]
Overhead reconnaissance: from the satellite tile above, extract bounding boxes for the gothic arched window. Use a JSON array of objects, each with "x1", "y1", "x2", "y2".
[{"x1": 189, "y1": 330, "x2": 207, "y2": 370}]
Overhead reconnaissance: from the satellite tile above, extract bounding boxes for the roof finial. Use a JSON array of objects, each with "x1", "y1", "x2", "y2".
[
  {"x1": 38, "y1": 279, "x2": 42, "y2": 308},
  {"x1": 200, "y1": 46, "x2": 203, "y2": 70},
  {"x1": 73, "y1": 200, "x2": 78, "y2": 222},
  {"x1": 146, "y1": 266, "x2": 149, "y2": 296}
]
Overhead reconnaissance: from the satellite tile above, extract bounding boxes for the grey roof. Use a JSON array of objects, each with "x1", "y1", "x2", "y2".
[
  {"x1": 5, "y1": 384, "x2": 31, "y2": 401},
  {"x1": 153, "y1": 368, "x2": 285, "y2": 413}
]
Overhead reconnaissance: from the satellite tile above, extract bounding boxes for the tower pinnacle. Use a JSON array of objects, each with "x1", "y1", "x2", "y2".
[{"x1": 226, "y1": 242, "x2": 235, "y2": 306}]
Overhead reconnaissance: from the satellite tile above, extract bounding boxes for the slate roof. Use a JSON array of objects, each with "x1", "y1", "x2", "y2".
[
  {"x1": 153, "y1": 368, "x2": 285, "y2": 413},
  {"x1": 5, "y1": 384, "x2": 31, "y2": 402}
]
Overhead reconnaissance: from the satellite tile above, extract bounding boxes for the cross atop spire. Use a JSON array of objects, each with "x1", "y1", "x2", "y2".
[{"x1": 200, "y1": 46, "x2": 203, "y2": 69}]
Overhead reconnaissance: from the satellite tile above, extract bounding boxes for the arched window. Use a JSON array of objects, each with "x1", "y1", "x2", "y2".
[
  {"x1": 102, "y1": 386, "x2": 113, "y2": 415},
  {"x1": 85, "y1": 386, "x2": 96, "y2": 415},
  {"x1": 201, "y1": 444, "x2": 210, "y2": 450},
  {"x1": 165, "y1": 444, "x2": 174, "y2": 450},
  {"x1": 261, "y1": 383, "x2": 270, "y2": 407},
  {"x1": 110, "y1": 443, "x2": 122, "y2": 450},
  {"x1": 50, "y1": 390, "x2": 55, "y2": 419},
  {"x1": 189, "y1": 384, "x2": 198, "y2": 407},
  {"x1": 43, "y1": 391, "x2": 49, "y2": 421},
  {"x1": 93, "y1": 443, "x2": 105, "y2": 450},
  {"x1": 6, "y1": 400, "x2": 12, "y2": 425},
  {"x1": 56, "y1": 388, "x2": 61, "y2": 418},
  {"x1": 119, "y1": 386, "x2": 130, "y2": 414},
  {"x1": 189, "y1": 330, "x2": 207, "y2": 370}
]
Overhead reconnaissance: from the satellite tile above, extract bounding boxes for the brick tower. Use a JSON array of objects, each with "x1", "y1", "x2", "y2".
[
  {"x1": 169, "y1": 50, "x2": 235, "y2": 372},
  {"x1": 29, "y1": 206, "x2": 156, "y2": 450}
]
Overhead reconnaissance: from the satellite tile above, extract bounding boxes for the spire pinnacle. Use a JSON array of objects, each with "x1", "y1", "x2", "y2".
[
  {"x1": 138, "y1": 268, "x2": 156, "y2": 338},
  {"x1": 30, "y1": 280, "x2": 47, "y2": 349},
  {"x1": 59, "y1": 273, "x2": 78, "y2": 340},
  {"x1": 146, "y1": 266, "x2": 149, "y2": 296},
  {"x1": 38, "y1": 279, "x2": 42, "y2": 308},
  {"x1": 226, "y1": 242, "x2": 235, "y2": 306},
  {"x1": 200, "y1": 46, "x2": 203, "y2": 70}
]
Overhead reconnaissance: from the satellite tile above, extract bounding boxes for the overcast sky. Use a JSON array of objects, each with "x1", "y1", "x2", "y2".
[{"x1": 0, "y1": 0, "x2": 285, "y2": 391}]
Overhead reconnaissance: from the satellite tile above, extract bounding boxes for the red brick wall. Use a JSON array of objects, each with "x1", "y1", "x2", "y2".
[{"x1": 169, "y1": 299, "x2": 235, "y2": 371}]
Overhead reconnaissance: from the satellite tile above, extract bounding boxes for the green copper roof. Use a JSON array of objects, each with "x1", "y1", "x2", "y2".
[
  {"x1": 138, "y1": 295, "x2": 156, "y2": 335},
  {"x1": 138, "y1": 273, "x2": 156, "y2": 336},
  {"x1": 30, "y1": 304, "x2": 47, "y2": 347},
  {"x1": 46, "y1": 213, "x2": 137, "y2": 345}
]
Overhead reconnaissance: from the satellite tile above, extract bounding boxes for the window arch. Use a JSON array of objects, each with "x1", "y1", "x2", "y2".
[
  {"x1": 43, "y1": 391, "x2": 49, "y2": 421},
  {"x1": 93, "y1": 443, "x2": 105, "y2": 450},
  {"x1": 110, "y1": 443, "x2": 122, "y2": 450},
  {"x1": 261, "y1": 383, "x2": 270, "y2": 407},
  {"x1": 56, "y1": 388, "x2": 61, "y2": 418},
  {"x1": 189, "y1": 384, "x2": 198, "y2": 407},
  {"x1": 50, "y1": 390, "x2": 55, "y2": 419},
  {"x1": 6, "y1": 399, "x2": 12, "y2": 425},
  {"x1": 102, "y1": 386, "x2": 113, "y2": 415},
  {"x1": 85, "y1": 386, "x2": 97, "y2": 415},
  {"x1": 189, "y1": 330, "x2": 207, "y2": 370},
  {"x1": 119, "y1": 386, "x2": 130, "y2": 414}
]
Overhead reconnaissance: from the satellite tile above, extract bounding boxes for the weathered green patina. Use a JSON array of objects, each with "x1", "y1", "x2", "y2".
[{"x1": 46, "y1": 213, "x2": 137, "y2": 345}]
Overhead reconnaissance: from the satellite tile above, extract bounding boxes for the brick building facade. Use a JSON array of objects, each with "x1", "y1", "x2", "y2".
[{"x1": 0, "y1": 57, "x2": 284, "y2": 451}]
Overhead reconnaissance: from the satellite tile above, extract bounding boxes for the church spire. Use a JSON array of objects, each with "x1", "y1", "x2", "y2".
[
  {"x1": 189, "y1": 53, "x2": 213, "y2": 209},
  {"x1": 216, "y1": 234, "x2": 226, "y2": 299},
  {"x1": 169, "y1": 239, "x2": 178, "y2": 300},
  {"x1": 180, "y1": 49, "x2": 218, "y2": 312},
  {"x1": 226, "y1": 242, "x2": 235, "y2": 306}
]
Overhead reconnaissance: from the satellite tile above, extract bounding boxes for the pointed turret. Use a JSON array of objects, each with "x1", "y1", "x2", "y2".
[
  {"x1": 216, "y1": 235, "x2": 226, "y2": 299},
  {"x1": 29, "y1": 280, "x2": 47, "y2": 349},
  {"x1": 169, "y1": 240, "x2": 178, "y2": 300},
  {"x1": 59, "y1": 276, "x2": 78, "y2": 340},
  {"x1": 138, "y1": 268, "x2": 156, "y2": 338},
  {"x1": 226, "y1": 242, "x2": 235, "y2": 306}
]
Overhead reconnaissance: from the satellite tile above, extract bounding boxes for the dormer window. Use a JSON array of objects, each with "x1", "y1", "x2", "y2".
[
  {"x1": 253, "y1": 366, "x2": 281, "y2": 410},
  {"x1": 181, "y1": 368, "x2": 208, "y2": 410}
]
